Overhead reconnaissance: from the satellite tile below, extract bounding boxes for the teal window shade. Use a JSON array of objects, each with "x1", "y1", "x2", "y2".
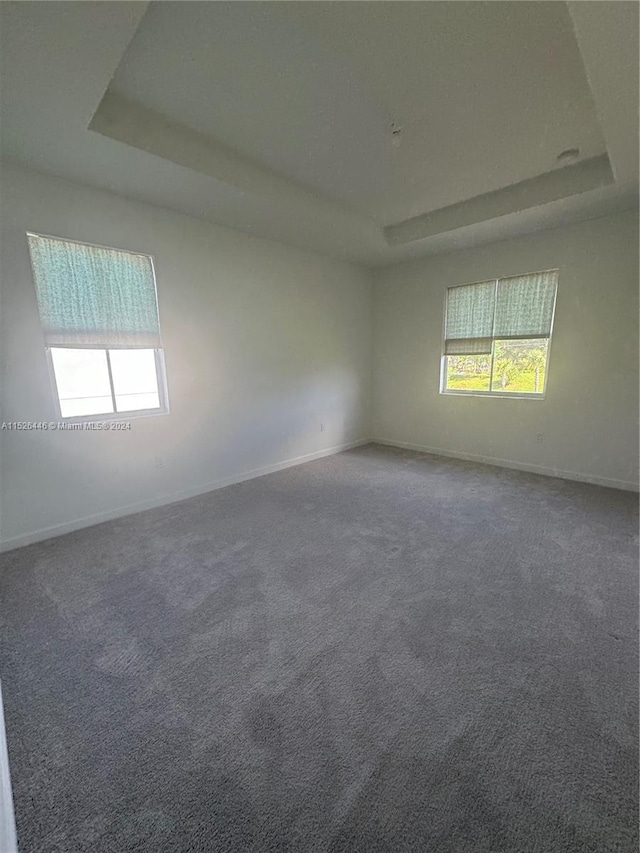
[
  {"x1": 444, "y1": 270, "x2": 557, "y2": 354},
  {"x1": 444, "y1": 280, "x2": 496, "y2": 355},
  {"x1": 493, "y1": 270, "x2": 558, "y2": 339},
  {"x1": 27, "y1": 233, "x2": 162, "y2": 348}
]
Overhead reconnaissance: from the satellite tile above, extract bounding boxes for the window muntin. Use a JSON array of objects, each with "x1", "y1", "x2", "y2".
[
  {"x1": 441, "y1": 271, "x2": 557, "y2": 398},
  {"x1": 27, "y1": 233, "x2": 169, "y2": 420}
]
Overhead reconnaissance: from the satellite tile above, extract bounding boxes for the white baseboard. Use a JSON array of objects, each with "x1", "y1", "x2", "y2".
[
  {"x1": 0, "y1": 683, "x2": 18, "y2": 853},
  {"x1": 372, "y1": 437, "x2": 639, "y2": 493},
  {"x1": 3, "y1": 436, "x2": 635, "y2": 553},
  {"x1": 0, "y1": 438, "x2": 369, "y2": 553}
]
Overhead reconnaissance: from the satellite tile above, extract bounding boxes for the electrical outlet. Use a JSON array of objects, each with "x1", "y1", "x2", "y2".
[
  {"x1": 536, "y1": 433, "x2": 544, "y2": 443},
  {"x1": 320, "y1": 423, "x2": 325, "y2": 432},
  {"x1": 154, "y1": 454, "x2": 165, "y2": 469}
]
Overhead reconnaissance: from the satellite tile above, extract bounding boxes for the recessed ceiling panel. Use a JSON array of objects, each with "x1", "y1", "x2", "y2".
[
  {"x1": 3, "y1": 1, "x2": 635, "y2": 266},
  {"x1": 109, "y1": 1, "x2": 607, "y2": 224}
]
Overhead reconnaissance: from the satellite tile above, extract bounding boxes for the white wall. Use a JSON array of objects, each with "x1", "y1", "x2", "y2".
[
  {"x1": 372, "y1": 210, "x2": 639, "y2": 490},
  {"x1": 0, "y1": 163, "x2": 372, "y2": 549},
  {"x1": 1, "y1": 165, "x2": 636, "y2": 551}
]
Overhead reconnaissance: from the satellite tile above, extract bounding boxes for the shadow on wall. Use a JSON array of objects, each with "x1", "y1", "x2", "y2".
[{"x1": 178, "y1": 367, "x2": 363, "y2": 484}]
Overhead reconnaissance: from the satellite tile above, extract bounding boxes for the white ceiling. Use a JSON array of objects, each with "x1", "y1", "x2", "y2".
[
  {"x1": 1, "y1": 1, "x2": 638, "y2": 267},
  {"x1": 109, "y1": 1, "x2": 607, "y2": 225}
]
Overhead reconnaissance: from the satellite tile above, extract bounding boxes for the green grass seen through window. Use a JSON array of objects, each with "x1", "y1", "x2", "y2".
[{"x1": 444, "y1": 339, "x2": 549, "y2": 395}]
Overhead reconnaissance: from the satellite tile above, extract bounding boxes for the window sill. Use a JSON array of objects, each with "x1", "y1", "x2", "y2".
[
  {"x1": 55, "y1": 407, "x2": 170, "y2": 425},
  {"x1": 440, "y1": 390, "x2": 545, "y2": 401}
]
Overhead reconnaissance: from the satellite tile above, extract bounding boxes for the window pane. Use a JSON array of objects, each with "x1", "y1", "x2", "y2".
[
  {"x1": 444, "y1": 353, "x2": 491, "y2": 392},
  {"x1": 109, "y1": 349, "x2": 158, "y2": 394},
  {"x1": 50, "y1": 348, "x2": 111, "y2": 399},
  {"x1": 59, "y1": 397, "x2": 114, "y2": 418},
  {"x1": 109, "y1": 349, "x2": 160, "y2": 413},
  {"x1": 491, "y1": 339, "x2": 549, "y2": 394},
  {"x1": 50, "y1": 348, "x2": 114, "y2": 416},
  {"x1": 115, "y1": 392, "x2": 160, "y2": 412}
]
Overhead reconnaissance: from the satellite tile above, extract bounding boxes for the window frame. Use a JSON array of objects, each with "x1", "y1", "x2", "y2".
[
  {"x1": 28, "y1": 230, "x2": 170, "y2": 423},
  {"x1": 439, "y1": 270, "x2": 558, "y2": 400},
  {"x1": 45, "y1": 346, "x2": 170, "y2": 423}
]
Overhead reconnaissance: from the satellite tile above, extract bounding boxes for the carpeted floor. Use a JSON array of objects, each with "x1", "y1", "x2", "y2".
[{"x1": 1, "y1": 444, "x2": 638, "y2": 853}]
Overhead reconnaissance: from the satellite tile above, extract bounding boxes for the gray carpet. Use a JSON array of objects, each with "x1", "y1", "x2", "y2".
[{"x1": 1, "y1": 444, "x2": 638, "y2": 853}]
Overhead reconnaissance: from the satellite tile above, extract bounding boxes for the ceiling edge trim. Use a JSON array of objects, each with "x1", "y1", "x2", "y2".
[
  {"x1": 384, "y1": 155, "x2": 614, "y2": 247},
  {"x1": 88, "y1": 91, "x2": 374, "y2": 230}
]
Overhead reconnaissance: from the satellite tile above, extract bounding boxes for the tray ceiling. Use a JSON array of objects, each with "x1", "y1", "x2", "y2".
[{"x1": 1, "y1": 1, "x2": 637, "y2": 266}]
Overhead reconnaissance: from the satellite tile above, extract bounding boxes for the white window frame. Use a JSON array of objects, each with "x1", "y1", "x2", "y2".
[
  {"x1": 45, "y1": 346, "x2": 170, "y2": 423},
  {"x1": 28, "y1": 231, "x2": 170, "y2": 423},
  {"x1": 439, "y1": 270, "x2": 558, "y2": 401}
]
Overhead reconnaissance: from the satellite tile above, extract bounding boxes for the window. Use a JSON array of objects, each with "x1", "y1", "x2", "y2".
[
  {"x1": 441, "y1": 270, "x2": 558, "y2": 397},
  {"x1": 27, "y1": 233, "x2": 169, "y2": 420}
]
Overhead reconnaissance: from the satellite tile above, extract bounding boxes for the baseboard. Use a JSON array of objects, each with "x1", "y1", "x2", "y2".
[
  {"x1": 0, "y1": 438, "x2": 370, "y2": 553},
  {"x1": 372, "y1": 437, "x2": 639, "y2": 493},
  {"x1": 3, "y1": 436, "x2": 635, "y2": 553},
  {"x1": 0, "y1": 683, "x2": 18, "y2": 853}
]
